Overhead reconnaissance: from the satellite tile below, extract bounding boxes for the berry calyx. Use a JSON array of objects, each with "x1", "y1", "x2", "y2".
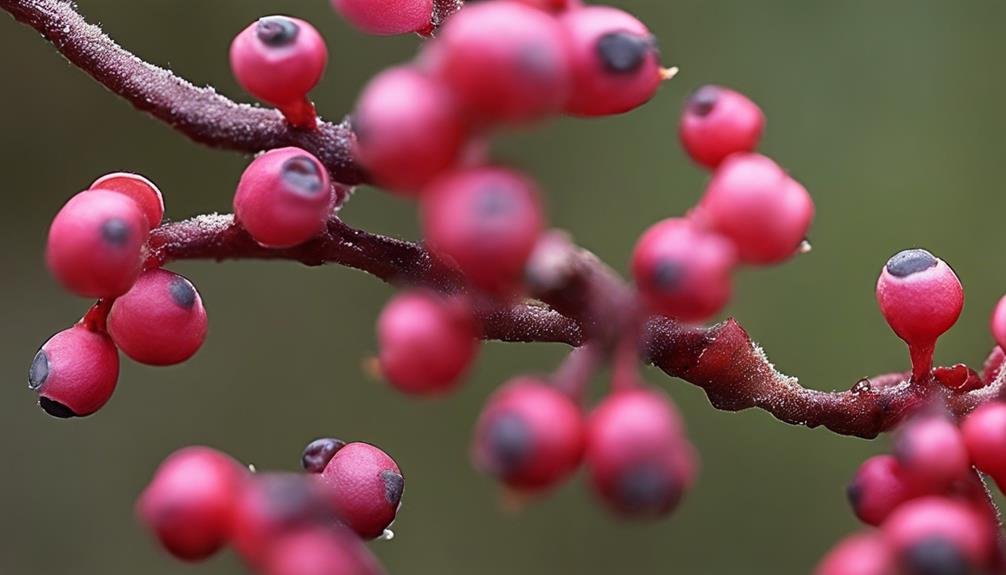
[
  {"x1": 560, "y1": 6, "x2": 663, "y2": 117},
  {"x1": 136, "y1": 446, "x2": 246, "y2": 562},
  {"x1": 961, "y1": 401, "x2": 1006, "y2": 484},
  {"x1": 422, "y1": 166, "x2": 545, "y2": 295},
  {"x1": 46, "y1": 190, "x2": 149, "y2": 298},
  {"x1": 351, "y1": 66, "x2": 468, "y2": 193},
  {"x1": 631, "y1": 217, "x2": 737, "y2": 322},
  {"x1": 331, "y1": 0, "x2": 433, "y2": 36},
  {"x1": 846, "y1": 455, "x2": 915, "y2": 526},
  {"x1": 301, "y1": 437, "x2": 348, "y2": 474},
  {"x1": 377, "y1": 291, "x2": 479, "y2": 396},
  {"x1": 263, "y1": 526, "x2": 386, "y2": 575},
  {"x1": 814, "y1": 533, "x2": 895, "y2": 575},
  {"x1": 107, "y1": 268, "x2": 208, "y2": 366},
  {"x1": 892, "y1": 415, "x2": 970, "y2": 491},
  {"x1": 29, "y1": 325, "x2": 119, "y2": 418},
  {"x1": 230, "y1": 16, "x2": 327, "y2": 128},
  {"x1": 90, "y1": 172, "x2": 165, "y2": 227},
  {"x1": 680, "y1": 85, "x2": 765, "y2": 169},
  {"x1": 319, "y1": 442, "x2": 404, "y2": 539},
  {"x1": 234, "y1": 147, "x2": 334, "y2": 248},
  {"x1": 472, "y1": 377, "x2": 586, "y2": 491}
]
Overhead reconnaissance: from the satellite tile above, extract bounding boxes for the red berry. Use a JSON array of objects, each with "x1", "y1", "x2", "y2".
[
  {"x1": 352, "y1": 66, "x2": 468, "y2": 193},
  {"x1": 46, "y1": 190, "x2": 149, "y2": 298},
  {"x1": 90, "y1": 172, "x2": 164, "y2": 227},
  {"x1": 814, "y1": 533, "x2": 895, "y2": 575},
  {"x1": 882, "y1": 497, "x2": 995, "y2": 573},
  {"x1": 560, "y1": 6, "x2": 663, "y2": 117},
  {"x1": 876, "y1": 249, "x2": 963, "y2": 349},
  {"x1": 377, "y1": 291, "x2": 478, "y2": 396},
  {"x1": 422, "y1": 167, "x2": 544, "y2": 294},
  {"x1": 846, "y1": 455, "x2": 915, "y2": 526},
  {"x1": 107, "y1": 269, "x2": 208, "y2": 366},
  {"x1": 331, "y1": 0, "x2": 432, "y2": 35},
  {"x1": 230, "y1": 16, "x2": 327, "y2": 109},
  {"x1": 961, "y1": 401, "x2": 1006, "y2": 482},
  {"x1": 425, "y1": 1, "x2": 572, "y2": 124},
  {"x1": 585, "y1": 387, "x2": 695, "y2": 518},
  {"x1": 990, "y1": 294, "x2": 1006, "y2": 352},
  {"x1": 263, "y1": 527, "x2": 386, "y2": 575},
  {"x1": 631, "y1": 217, "x2": 737, "y2": 322},
  {"x1": 698, "y1": 153, "x2": 813, "y2": 265},
  {"x1": 234, "y1": 147, "x2": 334, "y2": 248},
  {"x1": 29, "y1": 326, "x2": 119, "y2": 418},
  {"x1": 511, "y1": 0, "x2": 581, "y2": 12},
  {"x1": 301, "y1": 437, "x2": 348, "y2": 474},
  {"x1": 893, "y1": 415, "x2": 970, "y2": 491},
  {"x1": 680, "y1": 85, "x2": 765, "y2": 169},
  {"x1": 472, "y1": 377, "x2": 585, "y2": 491},
  {"x1": 319, "y1": 442, "x2": 404, "y2": 539},
  {"x1": 136, "y1": 446, "x2": 246, "y2": 562}
]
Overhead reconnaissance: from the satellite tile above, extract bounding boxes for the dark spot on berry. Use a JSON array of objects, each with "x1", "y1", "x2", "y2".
[
  {"x1": 902, "y1": 536, "x2": 972, "y2": 575},
  {"x1": 169, "y1": 277, "x2": 197, "y2": 310},
  {"x1": 652, "y1": 259, "x2": 686, "y2": 292},
  {"x1": 616, "y1": 463, "x2": 680, "y2": 515},
  {"x1": 381, "y1": 470, "x2": 405, "y2": 507},
  {"x1": 101, "y1": 218, "x2": 131, "y2": 246},
  {"x1": 39, "y1": 397, "x2": 76, "y2": 419},
  {"x1": 845, "y1": 481, "x2": 862, "y2": 510},
  {"x1": 256, "y1": 16, "x2": 300, "y2": 47},
  {"x1": 886, "y1": 249, "x2": 938, "y2": 278},
  {"x1": 259, "y1": 474, "x2": 333, "y2": 526},
  {"x1": 28, "y1": 349, "x2": 48, "y2": 390},
  {"x1": 474, "y1": 186, "x2": 514, "y2": 220},
  {"x1": 301, "y1": 437, "x2": 346, "y2": 473},
  {"x1": 517, "y1": 42, "x2": 559, "y2": 82},
  {"x1": 485, "y1": 412, "x2": 532, "y2": 477},
  {"x1": 687, "y1": 85, "x2": 720, "y2": 117},
  {"x1": 281, "y1": 156, "x2": 325, "y2": 197},
  {"x1": 596, "y1": 32, "x2": 652, "y2": 75}
]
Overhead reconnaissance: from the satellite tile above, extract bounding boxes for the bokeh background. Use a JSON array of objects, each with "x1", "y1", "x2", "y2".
[{"x1": 3, "y1": 1, "x2": 1006, "y2": 573}]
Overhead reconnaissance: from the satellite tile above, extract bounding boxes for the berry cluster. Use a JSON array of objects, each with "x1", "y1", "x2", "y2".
[{"x1": 137, "y1": 439, "x2": 401, "y2": 574}]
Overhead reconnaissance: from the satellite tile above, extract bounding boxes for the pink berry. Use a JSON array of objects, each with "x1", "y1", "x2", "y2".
[
  {"x1": 46, "y1": 190, "x2": 149, "y2": 298},
  {"x1": 585, "y1": 387, "x2": 695, "y2": 518},
  {"x1": 814, "y1": 533, "x2": 895, "y2": 575},
  {"x1": 698, "y1": 153, "x2": 814, "y2": 265},
  {"x1": 136, "y1": 446, "x2": 246, "y2": 562},
  {"x1": 846, "y1": 455, "x2": 915, "y2": 526},
  {"x1": 512, "y1": 0, "x2": 581, "y2": 11},
  {"x1": 893, "y1": 415, "x2": 970, "y2": 491},
  {"x1": 961, "y1": 401, "x2": 1006, "y2": 482},
  {"x1": 29, "y1": 326, "x2": 119, "y2": 418},
  {"x1": 331, "y1": 0, "x2": 432, "y2": 35},
  {"x1": 230, "y1": 16, "x2": 327, "y2": 110},
  {"x1": 472, "y1": 377, "x2": 585, "y2": 491},
  {"x1": 90, "y1": 172, "x2": 165, "y2": 227},
  {"x1": 377, "y1": 291, "x2": 478, "y2": 396},
  {"x1": 352, "y1": 66, "x2": 468, "y2": 193},
  {"x1": 301, "y1": 437, "x2": 348, "y2": 474},
  {"x1": 422, "y1": 167, "x2": 544, "y2": 294},
  {"x1": 876, "y1": 249, "x2": 963, "y2": 349},
  {"x1": 263, "y1": 527, "x2": 386, "y2": 575},
  {"x1": 107, "y1": 269, "x2": 208, "y2": 366},
  {"x1": 560, "y1": 6, "x2": 663, "y2": 117},
  {"x1": 990, "y1": 294, "x2": 1006, "y2": 352},
  {"x1": 319, "y1": 442, "x2": 403, "y2": 539},
  {"x1": 680, "y1": 85, "x2": 765, "y2": 168},
  {"x1": 234, "y1": 147, "x2": 334, "y2": 248},
  {"x1": 882, "y1": 497, "x2": 995, "y2": 573},
  {"x1": 425, "y1": 1, "x2": 572, "y2": 124},
  {"x1": 631, "y1": 217, "x2": 737, "y2": 322}
]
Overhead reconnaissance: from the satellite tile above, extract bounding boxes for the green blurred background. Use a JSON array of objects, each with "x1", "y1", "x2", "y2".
[{"x1": 3, "y1": 1, "x2": 1005, "y2": 573}]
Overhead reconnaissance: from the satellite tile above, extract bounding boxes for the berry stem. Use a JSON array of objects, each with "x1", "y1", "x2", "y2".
[
  {"x1": 909, "y1": 342, "x2": 936, "y2": 385},
  {"x1": 551, "y1": 344, "x2": 602, "y2": 401},
  {"x1": 78, "y1": 298, "x2": 114, "y2": 333},
  {"x1": 279, "y1": 99, "x2": 319, "y2": 131}
]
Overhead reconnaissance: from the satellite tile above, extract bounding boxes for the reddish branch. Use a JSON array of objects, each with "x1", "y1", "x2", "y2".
[{"x1": 6, "y1": 0, "x2": 1004, "y2": 439}]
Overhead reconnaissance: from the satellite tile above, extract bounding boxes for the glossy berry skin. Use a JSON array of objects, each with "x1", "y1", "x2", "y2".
[
  {"x1": 230, "y1": 16, "x2": 327, "y2": 108},
  {"x1": 264, "y1": 527, "x2": 386, "y2": 575},
  {"x1": 893, "y1": 415, "x2": 970, "y2": 491},
  {"x1": 46, "y1": 190, "x2": 149, "y2": 298},
  {"x1": 560, "y1": 6, "x2": 662, "y2": 117},
  {"x1": 422, "y1": 167, "x2": 544, "y2": 294},
  {"x1": 136, "y1": 447, "x2": 246, "y2": 562},
  {"x1": 990, "y1": 295, "x2": 1006, "y2": 352},
  {"x1": 234, "y1": 147, "x2": 333, "y2": 248},
  {"x1": 90, "y1": 172, "x2": 164, "y2": 227},
  {"x1": 961, "y1": 402, "x2": 1006, "y2": 482},
  {"x1": 352, "y1": 67, "x2": 467, "y2": 193},
  {"x1": 301, "y1": 437, "x2": 347, "y2": 474},
  {"x1": 107, "y1": 269, "x2": 208, "y2": 366},
  {"x1": 585, "y1": 387, "x2": 695, "y2": 518},
  {"x1": 875, "y1": 249, "x2": 963, "y2": 348},
  {"x1": 377, "y1": 292, "x2": 478, "y2": 396},
  {"x1": 319, "y1": 442, "x2": 404, "y2": 540},
  {"x1": 882, "y1": 497, "x2": 995, "y2": 573},
  {"x1": 426, "y1": 1, "x2": 572, "y2": 124},
  {"x1": 814, "y1": 533, "x2": 895, "y2": 575},
  {"x1": 29, "y1": 326, "x2": 119, "y2": 418},
  {"x1": 846, "y1": 455, "x2": 915, "y2": 526},
  {"x1": 631, "y1": 217, "x2": 737, "y2": 322},
  {"x1": 472, "y1": 377, "x2": 586, "y2": 491},
  {"x1": 680, "y1": 85, "x2": 765, "y2": 168},
  {"x1": 699, "y1": 153, "x2": 813, "y2": 265},
  {"x1": 331, "y1": 0, "x2": 432, "y2": 36}
]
